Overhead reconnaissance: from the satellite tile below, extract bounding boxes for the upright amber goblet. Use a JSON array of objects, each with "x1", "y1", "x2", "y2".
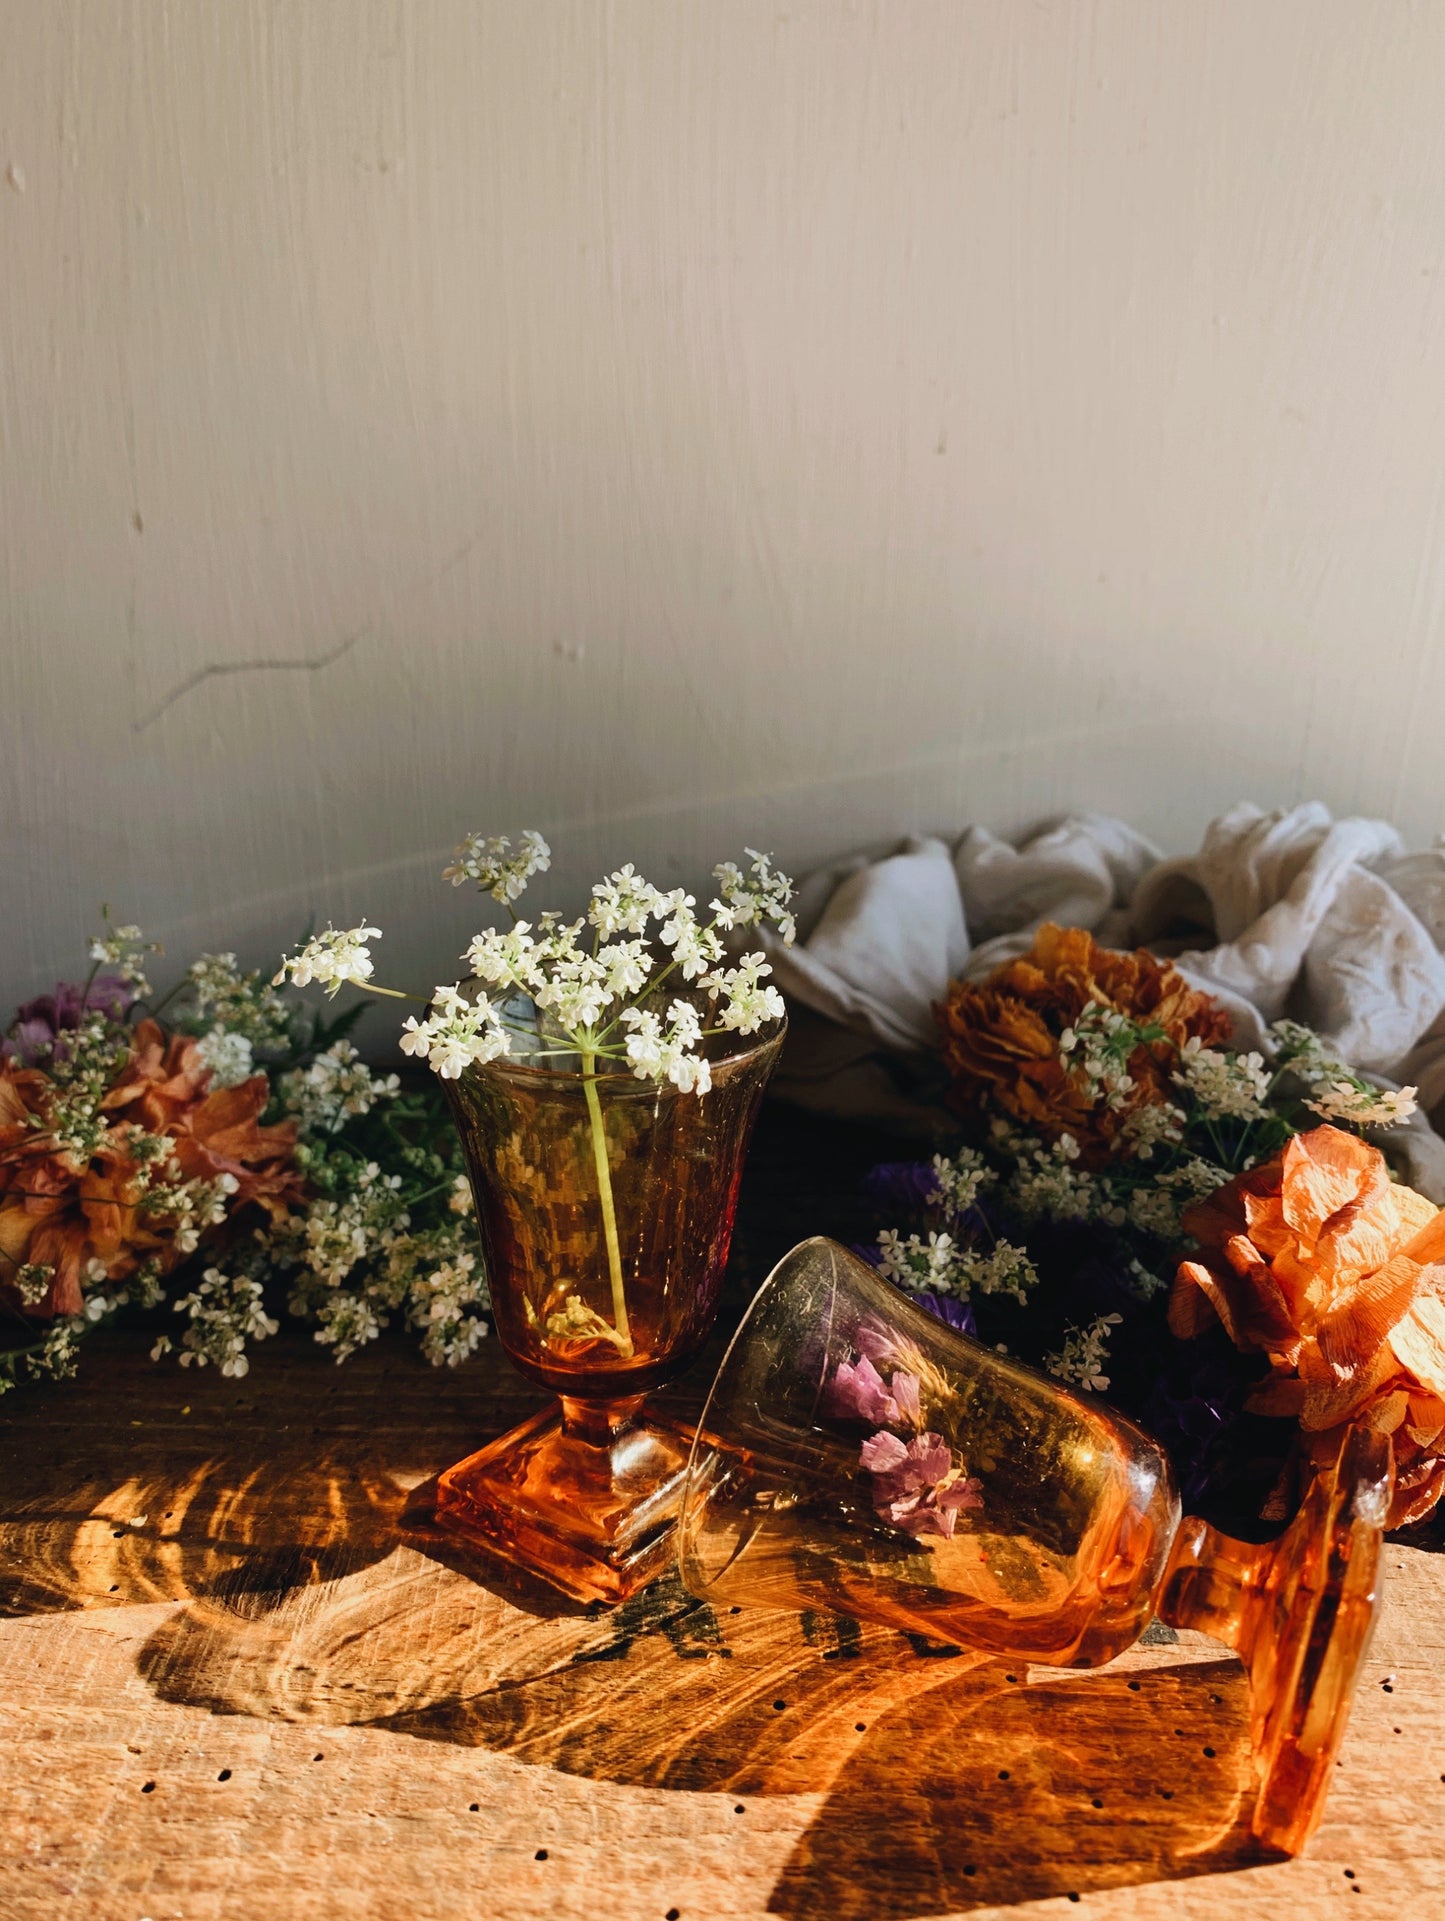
[
  {"x1": 678, "y1": 1238, "x2": 1390, "y2": 1854},
  {"x1": 434, "y1": 1015, "x2": 784, "y2": 1604}
]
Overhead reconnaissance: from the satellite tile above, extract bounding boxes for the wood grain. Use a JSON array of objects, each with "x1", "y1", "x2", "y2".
[{"x1": 3, "y1": 1119, "x2": 1445, "y2": 1920}]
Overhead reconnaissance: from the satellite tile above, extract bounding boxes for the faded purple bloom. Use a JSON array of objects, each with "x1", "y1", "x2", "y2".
[
  {"x1": 826, "y1": 1354, "x2": 921, "y2": 1430},
  {"x1": 862, "y1": 1160, "x2": 942, "y2": 1216},
  {"x1": 910, "y1": 1291, "x2": 977, "y2": 1340},
  {"x1": 858, "y1": 1427, "x2": 985, "y2": 1540},
  {"x1": 3, "y1": 977, "x2": 134, "y2": 1065}
]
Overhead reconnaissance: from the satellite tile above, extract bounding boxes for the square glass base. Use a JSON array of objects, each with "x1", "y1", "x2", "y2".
[{"x1": 433, "y1": 1400, "x2": 694, "y2": 1606}]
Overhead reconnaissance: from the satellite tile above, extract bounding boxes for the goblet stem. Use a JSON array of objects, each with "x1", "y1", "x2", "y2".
[
  {"x1": 580, "y1": 1049, "x2": 633, "y2": 1356},
  {"x1": 1157, "y1": 1424, "x2": 1391, "y2": 1855}
]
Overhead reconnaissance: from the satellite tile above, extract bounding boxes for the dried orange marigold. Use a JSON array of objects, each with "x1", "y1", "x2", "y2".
[{"x1": 937, "y1": 923, "x2": 1232, "y2": 1164}]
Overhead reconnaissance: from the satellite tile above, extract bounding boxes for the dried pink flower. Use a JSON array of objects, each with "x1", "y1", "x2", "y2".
[{"x1": 858, "y1": 1428, "x2": 984, "y2": 1540}]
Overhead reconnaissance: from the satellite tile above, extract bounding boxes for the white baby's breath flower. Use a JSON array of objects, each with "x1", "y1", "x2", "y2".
[{"x1": 273, "y1": 924, "x2": 382, "y2": 998}]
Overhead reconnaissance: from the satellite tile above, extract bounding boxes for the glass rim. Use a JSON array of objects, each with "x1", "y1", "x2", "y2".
[
  {"x1": 459, "y1": 1011, "x2": 788, "y2": 1089},
  {"x1": 682, "y1": 1232, "x2": 844, "y2": 1498}
]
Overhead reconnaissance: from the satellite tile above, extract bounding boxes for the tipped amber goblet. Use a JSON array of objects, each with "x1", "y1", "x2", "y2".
[
  {"x1": 433, "y1": 1013, "x2": 784, "y2": 1604},
  {"x1": 678, "y1": 1237, "x2": 1390, "y2": 1855}
]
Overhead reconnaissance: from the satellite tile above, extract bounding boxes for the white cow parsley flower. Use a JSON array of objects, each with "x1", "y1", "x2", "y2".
[
  {"x1": 1046, "y1": 1314, "x2": 1123, "y2": 1394},
  {"x1": 705, "y1": 953, "x2": 786, "y2": 1035},
  {"x1": 195, "y1": 1026, "x2": 255, "y2": 1090},
  {"x1": 400, "y1": 987, "x2": 511, "y2": 1079},
  {"x1": 711, "y1": 849, "x2": 798, "y2": 944},
  {"x1": 589, "y1": 865, "x2": 665, "y2": 938},
  {"x1": 621, "y1": 1001, "x2": 711, "y2": 1093},
  {"x1": 1175, "y1": 1038, "x2": 1271, "y2": 1121},
  {"x1": 443, "y1": 829, "x2": 551, "y2": 903},
  {"x1": 273, "y1": 924, "x2": 383, "y2": 997},
  {"x1": 1307, "y1": 1079, "x2": 1419, "y2": 1127}
]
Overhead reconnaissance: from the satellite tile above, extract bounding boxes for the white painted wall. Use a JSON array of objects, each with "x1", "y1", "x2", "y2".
[{"x1": 5, "y1": 1, "x2": 1445, "y2": 1020}]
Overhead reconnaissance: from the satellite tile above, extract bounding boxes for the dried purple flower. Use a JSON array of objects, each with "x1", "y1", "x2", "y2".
[
  {"x1": 858, "y1": 1427, "x2": 984, "y2": 1539},
  {"x1": 3, "y1": 976, "x2": 134, "y2": 1065},
  {"x1": 826, "y1": 1353, "x2": 921, "y2": 1430}
]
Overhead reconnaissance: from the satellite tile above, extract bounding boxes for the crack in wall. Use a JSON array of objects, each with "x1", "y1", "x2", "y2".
[{"x1": 132, "y1": 634, "x2": 360, "y2": 732}]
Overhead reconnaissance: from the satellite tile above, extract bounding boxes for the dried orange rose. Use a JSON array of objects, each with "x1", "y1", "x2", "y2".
[
  {"x1": 1170, "y1": 1125, "x2": 1445, "y2": 1528},
  {"x1": 937, "y1": 923, "x2": 1232, "y2": 1165}
]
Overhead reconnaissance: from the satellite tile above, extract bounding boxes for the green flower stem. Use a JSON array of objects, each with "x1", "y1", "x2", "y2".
[{"x1": 580, "y1": 1047, "x2": 633, "y2": 1358}]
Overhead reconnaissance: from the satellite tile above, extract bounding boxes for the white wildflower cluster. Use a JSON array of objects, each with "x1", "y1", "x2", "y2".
[
  {"x1": 1003, "y1": 1132, "x2": 1108, "y2": 1227},
  {"x1": 443, "y1": 829, "x2": 551, "y2": 903},
  {"x1": 279, "y1": 1040, "x2": 401, "y2": 1131},
  {"x1": 186, "y1": 952, "x2": 294, "y2": 1051},
  {"x1": 712, "y1": 849, "x2": 798, "y2": 944},
  {"x1": 1058, "y1": 1003, "x2": 1152, "y2": 1111},
  {"x1": 412, "y1": 845, "x2": 795, "y2": 1088},
  {"x1": 1046, "y1": 1314, "x2": 1123, "y2": 1394},
  {"x1": 621, "y1": 1000, "x2": 712, "y2": 1094},
  {"x1": 1270, "y1": 1021, "x2": 1419, "y2": 1127},
  {"x1": 399, "y1": 987, "x2": 511, "y2": 1081},
  {"x1": 1307, "y1": 1079, "x2": 1419, "y2": 1127},
  {"x1": 139, "y1": 1170, "x2": 239, "y2": 1256},
  {"x1": 88, "y1": 920, "x2": 161, "y2": 995},
  {"x1": 876, "y1": 1228, "x2": 1039, "y2": 1305},
  {"x1": 1119, "y1": 1100, "x2": 1186, "y2": 1160},
  {"x1": 1174, "y1": 1037, "x2": 1271, "y2": 1122},
  {"x1": 1123, "y1": 1157, "x2": 1228, "y2": 1242},
  {"x1": 195, "y1": 1026, "x2": 256, "y2": 1089},
  {"x1": 930, "y1": 1147, "x2": 995, "y2": 1220},
  {"x1": 273, "y1": 923, "x2": 382, "y2": 997},
  {"x1": 151, "y1": 1267, "x2": 280, "y2": 1376},
  {"x1": 274, "y1": 1160, "x2": 489, "y2": 1366},
  {"x1": 81, "y1": 1254, "x2": 166, "y2": 1324},
  {"x1": 0, "y1": 1316, "x2": 86, "y2": 1394}
]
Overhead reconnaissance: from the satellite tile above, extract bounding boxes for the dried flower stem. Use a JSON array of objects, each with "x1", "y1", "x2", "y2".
[{"x1": 580, "y1": 1048, "x2": 632, "y2": 1357}]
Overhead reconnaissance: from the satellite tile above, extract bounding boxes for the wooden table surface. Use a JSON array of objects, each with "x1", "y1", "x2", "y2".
[{"x1": 3, "y1": 1109, "x2": 1444, "y2": 1921}]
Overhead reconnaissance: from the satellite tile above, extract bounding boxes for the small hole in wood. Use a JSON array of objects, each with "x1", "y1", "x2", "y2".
[
  {"x1": 1005, "y1": 1674, "x2": 1017, "y2": 1683},
  {"x1": 313, "y1": 1754, "x2": 324, "y2": 1762},
  {"x1": 1174, "y1": 1727, "x2": 1185, "y2": 1736},
  {"x1": 772, "y1": 1699, "x2": 786, "y2": 1711},
  {"x1": 1209, "y1": 1693, "x2": 1223, "y2": 1704},
  {"x1": 963, "y1": 1866, "x2": 976, "y2": 1878},
  {"x1": 1127, "y1": 1680, "x2": 1141, "y2": 1692},
  {"x1": 535, "y1": 1849, "x2": 548, "y2": 1861},
  {"x1": 734, "y1": 1805, "x2": 745, "y2": 1815},
  {"x1": 729, "y1": 1607, "x2": 741, "y2": 1614},
  {"x1": 997, "y1": 1769, "x2": 1010, "y2": 1781},
  {"x1": 1091, "y1": 1797, "x2": 1103, "y2": 1808},
  {"x1": 110, "y1": 1585, "x2": 119, "y2": 1593},
  {"x1": 469, "y1": 1803, "x2": 479, "y2": 1812},
  {"x1": 854, "y1": 1723, "x2": 866, "y2": 1732},
  {"x1": 1202, "y1": 1746, "x2": 1216, "y2": 1758},
  {"x1": 217, "y1": 1769, "x2": 231, "y2": 1782},
  {"x1": 1344, "y1": 1870, "x2": 1356, "y2": 1879},
  {"x1": 1068, "y1": 1897, "x2": 1081, "y2": 1906},
  {"x1": 1159, "y1": 1790, "x2": 1174, "y2": 1800},
  {"x1": 140, "y1": 1782, "x2": 155, "y2": 1794},
  {"x1": 666, "y1": 1909, "x2": 681, "y2": 1920},
  {"x1": 1382, "y1": 1682, "x2": 1394, "y2": 1693},
  {"x1": 1394, "y1": 1727, "x2": 1403, "y2": 1734},
  {"x1": 112, "y1": 1529, "x2": 126, "y2": 1539}
]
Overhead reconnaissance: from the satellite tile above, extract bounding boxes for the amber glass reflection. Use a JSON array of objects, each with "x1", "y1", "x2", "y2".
[
  {"x1": 679, "y1": 1238, "x2": 1390, "y2": 1854},
  {"x1": 433, "y1": 1018, "x2": 783, "y2": 1605}
]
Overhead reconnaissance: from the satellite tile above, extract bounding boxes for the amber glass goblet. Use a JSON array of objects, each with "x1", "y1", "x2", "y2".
[
  {"x1": 434, "y1": 1015, "x2": 784, "y2": 1604},
  {"x1": 678, "y1": 1238, "x2": 1390, "y2": 1855}
]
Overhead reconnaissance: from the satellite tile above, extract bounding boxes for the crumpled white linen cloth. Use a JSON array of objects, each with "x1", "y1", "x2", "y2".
[{"x1": 763, "y1": 802, "x2": 1445, "y2": 1198}]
